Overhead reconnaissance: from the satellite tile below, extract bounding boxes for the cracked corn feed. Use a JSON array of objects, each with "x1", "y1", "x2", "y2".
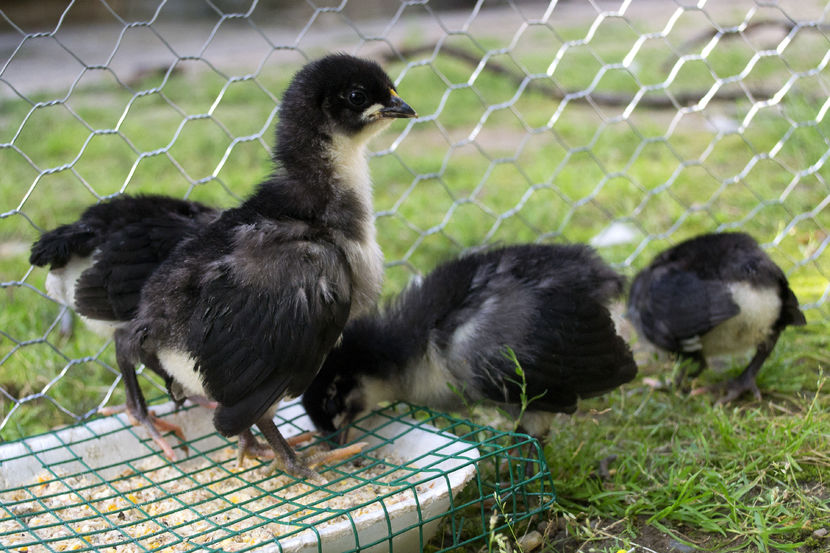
[{"x1": 0, "y1": 444, "x2": 423, "y2": 552}]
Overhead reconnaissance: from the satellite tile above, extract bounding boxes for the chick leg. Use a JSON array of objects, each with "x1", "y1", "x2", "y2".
[
  {"x1": 100, "y1": 330, "x2": 185, "y2": 461},
  {"x1": 674, "y1": 351, "x2": 707, "y2": 391},
  {"x1": 59, "y1": 308, "x2": 74, "y2": 338},
  {"x1": 164, "y1": 377, "x2": 218, "y2": 411},
  {"x1": 256, "y1": 415, "x2": 326, "y2": 483},
  {"x1": 240, "y1": 422, "x2": 365, "y2": 473},
  {"x1": 716, "y1": 329, "x2": 781, "y2": 404}
]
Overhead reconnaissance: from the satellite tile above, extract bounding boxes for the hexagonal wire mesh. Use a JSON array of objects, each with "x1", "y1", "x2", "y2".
[{"x1": 0, "y1": 0, "x2": 828, "y2": 549}]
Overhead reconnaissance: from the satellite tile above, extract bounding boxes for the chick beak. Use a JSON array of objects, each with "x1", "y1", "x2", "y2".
[{"x1": 380, "y1": 93, "x2": 417, "y2": 119}]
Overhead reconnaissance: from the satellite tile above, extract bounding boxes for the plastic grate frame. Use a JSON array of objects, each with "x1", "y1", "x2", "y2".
[{"x1": 0, "y1": 399, "x2": 555, "y2": 552}]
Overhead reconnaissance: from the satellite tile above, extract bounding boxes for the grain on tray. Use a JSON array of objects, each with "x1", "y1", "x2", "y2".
[{"x1": 0, "y1": 444, "x2": 420, "y2": 552}]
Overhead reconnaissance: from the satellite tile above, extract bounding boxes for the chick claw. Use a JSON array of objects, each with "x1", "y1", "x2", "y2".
[
  {"x1": 236, "y1": 430, "x2": 366, "y2": 485},
  {"x1": 305, "y1": 442, "x2": 368, "y2": 469},
  {"x1": 690, "y1": 377, "x2": 763, "y2": 405},
  {"x1": 268, "y1": 441, "x2": 368, "y2": 485},
  {"x1": 716, "y1": 377, "x2": 763, "y2": 405},
  {"x1": 271, "y1": 459, "x2": 326, "y2": 485},
  {"x1": 99, "y1": 405, "x2": 186, "y2": 461}
]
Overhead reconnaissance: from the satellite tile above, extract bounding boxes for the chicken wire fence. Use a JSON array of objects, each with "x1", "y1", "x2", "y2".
[{"x1": 0, "y1": 0, "x2": 828, "y2": 548}]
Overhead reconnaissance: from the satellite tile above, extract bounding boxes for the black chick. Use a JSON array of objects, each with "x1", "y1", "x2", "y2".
[
  {"x1": 29, "y1": 195, "x2": 218, "y2": 460},
  {"x1": 626, "y1": 232, "x2": 806, "y2": 402},
  {"x1": 302, "y1": 243, "x2": 638, "y2": 443},
  {"x1": 121, "y1": 54, "x2": 416, "y2": 481}
]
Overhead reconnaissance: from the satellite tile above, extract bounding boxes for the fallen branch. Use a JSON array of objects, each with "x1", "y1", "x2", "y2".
[
  {"x1": 673, "y1": 18, "x2": 830, "y2": 57},
  {"x1": 384, "y1": 42, "x2": 803, "y2": 110}
]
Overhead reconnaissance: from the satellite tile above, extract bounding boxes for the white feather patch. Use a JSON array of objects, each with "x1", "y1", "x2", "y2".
[
  {"x1": 449, "y1": 296, "x2": 499, "y2": 354},
  {"x1": 327, "y1": 132, "x2": 385, "y2": 318},
  {"x1": 360, "y1": 103, "x2": 384, "y2": 121},
  {"x1": 359, "y1": 340, "x2": 475, "y2": 414},
  {"x1": 701, "y1": 282, "x2": 781, "y2": 356},
  {"x1": 680, "y1": 336, "x2": 703, "y2": 352},
  {"x1": 157, "y1": 348, "x2": 207, "y2": 397},
  {"x1": 45, "y1": 253, "x2": 125, "y2": 337},
  {"x1": 45, "y1": 254, "x2": 92, "y2": 308}
]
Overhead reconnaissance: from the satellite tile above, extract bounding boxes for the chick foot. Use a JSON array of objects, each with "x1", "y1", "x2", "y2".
[
  {"x1": 238, "y1": 422, "x2": 367, "y2": 481},
  {"x1": 99, "y1": 404, "x2": 186, "y2": 461},
  {"x1": 184, "y1": 395, "x2": 219, "y2": 409},
  {"x1": 254, "y1": 416, "x2": 326, "y2": 483},
  {"x1": 306, "y1": 442, "x2": 368, "y2": 469},
  {"x1": 690, "y1": 375, "x2": 762, "y2": 405},
  {"x1": 236, "y1": 430, "x2": 314, "y2": 467},
  {"x1": 716, "y1": 375, "x2": 763, "y2": 405},
  {"x1": 696, "y1": 334, "x2": 776, "y2": 405},
  {"x1": 170, "y1": 391, "x2": 219, "y2": 412}
]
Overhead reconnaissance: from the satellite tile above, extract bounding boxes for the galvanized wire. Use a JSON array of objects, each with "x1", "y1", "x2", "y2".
[{"x1": 0, "y1": 0, "x2": 828, "y2": 479}]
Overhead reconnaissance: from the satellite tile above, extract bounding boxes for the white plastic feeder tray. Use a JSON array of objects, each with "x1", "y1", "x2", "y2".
[{"x1": 0, "y1": 398, "x2": 480, "y2": 553}]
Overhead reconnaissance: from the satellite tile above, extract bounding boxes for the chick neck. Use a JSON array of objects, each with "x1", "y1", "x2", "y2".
[
  {"x1": 240, "y1": 105, "x2": 387, "y2": 319},
  {"x1": 247, "y1": 104, "x2": 389, "y2": 226},
  {"x1": 338, "y1": 304, "x2": 433, "y2": 397}
]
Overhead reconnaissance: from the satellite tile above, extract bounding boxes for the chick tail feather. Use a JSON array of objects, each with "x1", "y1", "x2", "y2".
[
  {"x1": 780, "y1": 286, "x2": 807, "y2": 327},
  {"x1": 29, "y1": 223, "x2": 97, "y2": 269},
  {"x1": 574, "y1": 335, "x2": 638, "y2": 399}
]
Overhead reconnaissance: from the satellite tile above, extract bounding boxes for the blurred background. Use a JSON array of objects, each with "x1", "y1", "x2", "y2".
[{"x1": 1, "y1": 0, "x2": 828, "y2": 440}]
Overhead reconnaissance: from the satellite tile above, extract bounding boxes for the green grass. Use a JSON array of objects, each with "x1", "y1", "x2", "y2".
[
  {"x1": 538, "y1": 321, "x2": 830, "y2": 553},
  {"x1": 427, "y1": 319, "x2": 828, "y2": 553},
  {"x1": 1, "y1": 11, "x2": 829, "y2": 553}
]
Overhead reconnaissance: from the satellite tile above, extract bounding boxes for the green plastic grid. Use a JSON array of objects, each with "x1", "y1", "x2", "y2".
[{"x1": 0, "y1": 399, "x2": 555, "y2": 552}]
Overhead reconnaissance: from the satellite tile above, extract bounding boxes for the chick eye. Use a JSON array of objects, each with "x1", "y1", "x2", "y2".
[{"x1": 348, "y1": 90, "x2": 368, "y2": 107}]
